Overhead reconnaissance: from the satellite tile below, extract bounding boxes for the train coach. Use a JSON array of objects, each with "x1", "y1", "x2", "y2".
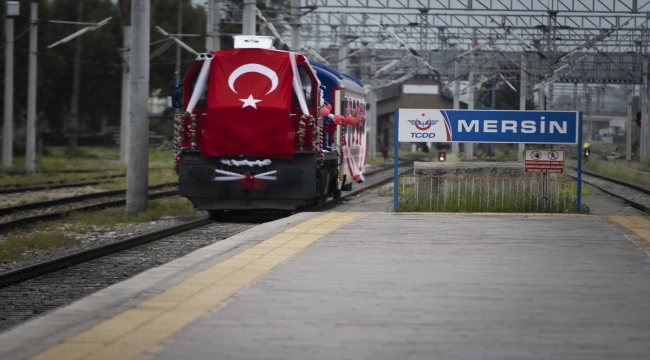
[{"x1": 173, "y1": 36, "x2": 367, "y2": 216}]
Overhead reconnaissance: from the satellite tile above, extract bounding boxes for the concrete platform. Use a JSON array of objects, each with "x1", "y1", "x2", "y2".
[{"x1": 1, "y1": 211, "x2": 649, "y2": 360}]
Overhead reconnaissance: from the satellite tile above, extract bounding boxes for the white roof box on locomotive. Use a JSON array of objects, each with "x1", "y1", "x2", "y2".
[{"x1": 233, "y1": 35, "x2": 276, "y2": 49}]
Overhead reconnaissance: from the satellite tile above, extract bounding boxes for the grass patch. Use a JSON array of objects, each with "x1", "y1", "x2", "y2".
[
  {"x1": 0, "y1": 197, "x2": 197, "y2": 262},
  {"x1": 583, "y1": 157, "x2": 650, "y2": 187},
  {"x1": 377, "y1": 187, "x2": 393, "y2": 197},
  {"x1": 98, "y1": 168, "x2": 178, "y2": 190},
  {"x1": 0, "y1": 231, "x2": 79, "y2": 262},
  {"x1": 396, "y1": 175, "x2": 591, "y2": 214},
  {"x1": 0, "y1": 148, "x2": 177, "y2": 190},
  {"x1": 67, "y1": 197, "x2": 197, "y2": 233}
]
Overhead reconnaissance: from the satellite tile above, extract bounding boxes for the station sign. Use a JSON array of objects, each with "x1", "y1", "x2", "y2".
[
  {"x1": 524, "y1": 149, "x2": 565, "y2": 173},
  {"x1": 397, "y1": 109, "x2": 579, "y2": 144}
]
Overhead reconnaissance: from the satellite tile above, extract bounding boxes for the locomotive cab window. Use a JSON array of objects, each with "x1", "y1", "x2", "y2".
[
  {"x1": 189, "y1": 71, "x2": 208, "y2": 107},
  {"x1": 293, "y1": 66, "x2": 314, "y2": 108}
]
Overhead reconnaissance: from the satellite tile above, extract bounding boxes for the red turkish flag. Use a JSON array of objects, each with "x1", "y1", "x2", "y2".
[{"x1": 201, "y1": 48, "x2": 295, "y2": 160}]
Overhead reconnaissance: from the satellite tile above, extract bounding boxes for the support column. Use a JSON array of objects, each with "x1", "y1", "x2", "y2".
[
  {"x1": 120, "y1": 26, "x2": 131, "y2": 164},
  {"x1": 337, "y1": 15, "x2": 347, "y2": 72},
  {"x1": 465, "y1": 56, "x2": 474, "y2": 160},
  {"x1": 641, "y1": 58, "x2": 649, "y2": 161},
  {"x1": 368, "y1": 83, "x2": 377, "y2": 160},
  {"x1": 127, "y1": 0, "x2": 150, "y2": 216},
  {"x1": 241, "y1": 0, "x2": 255, "y2": 35},
  {"x1": 175, "y1": 0, "x2": 182, "y2": 87},
  {"x1": 3, "y1": 16, "x2": 15, "y2": 169},
  {"x1": 368, "y1": 49, "x2": 377, "y2": 160},
  {"x1": 452, "y1": 59, "x2": 459, "y2": 157},
  {"x1": 290, "y1": 0, "x2": 300, "y2": 51},
  {"x1": 25, "y1": 3, "x2": 38, "y2": 174},
  {"x1": 518, "y1": 53, "x2": 527, "y2": 161},
  {"x1": 626, "y1": 85, "x2": 633, "y2": 161},
  {"x1": 205, "y1": 0, "x2": 220, "y2": 50}
]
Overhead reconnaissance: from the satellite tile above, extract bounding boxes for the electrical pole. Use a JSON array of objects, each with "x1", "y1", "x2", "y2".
[
  {"x1": 25, "y1": 3, "x2": 37, "y2": 174},
  {"x1": 626, "y1": 85, "x2": 633, "y2": 161},
  {"x1": 452, "y1": 59, "x2": 459, "y2": 157},
  {"x1": 67, "y1": 0, "x2": 84, "y2": 156},
  {"x1": 126, "y1": 0, "x2": 150, "y2": 216},
  {"x1": 368, "y1": 48, "x2": 377, "y2": 160},
  {"x1": 641, "y1": 58, "x2": 649, "y2": 161},
  {"x1": 518, "y1": 52, "x2": 527, "y2": 161},
  {"x1": 120, "y1": 26, "x2": 130, "y2": 164},
  {"x1": 337, "y1": 14, "x2": 347, "y2": 73},
  {"x1": 465, "y1": 56, "x2": 474, "y2": 160},
  {"x1": 3, "y1": 1, "x2": 18, "y2": 170},
  {"x1": 205, "y1": 0, "x2": 219, "y2": 51},
  {"x1": 290, "y1": 0, "x2": 300, "y2": 51},
  {"x1": 118, "y1": 0, "x2": 131, "y2": 164},
  {"x1": 242, "y1": 0, "x2": 255, "y2": 35},
  {"x1": 175, "y1": 0, "x2": 182, "y2": 87}
]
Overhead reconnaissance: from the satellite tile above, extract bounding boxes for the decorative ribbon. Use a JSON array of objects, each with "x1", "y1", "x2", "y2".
[
  {"x1": 186, "y1": 53, "x2": 213, "y2": 114},
  {"x1": 289, "y1": 52, "x2": 310, "y2": 116},
  {"x1": 213, "y1": 169, "x2": 277, "y2": 181},
  {"x1": 213, "y1": 169, "x2": 277, "y2": 190},
  {"x1": 221, "y1": 159, "x2": 272, "y2": 167}
]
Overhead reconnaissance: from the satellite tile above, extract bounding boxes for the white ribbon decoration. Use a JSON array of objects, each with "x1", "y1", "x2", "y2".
[
  {"x1": 289, "y1": 52, "x2": 310, "y2": 116},
  {"x1": 213, "y1": 169, "x2": 277, "y2": 181},
  {"x1": 221, "y1": 159, "x2": 272, "y2": 167},
  {"x1": 343, "y1": 145, "x2": 364, "y2": 182},
  {"x1": 185, "y1": 53, "x2": 214, "y2": 114}
]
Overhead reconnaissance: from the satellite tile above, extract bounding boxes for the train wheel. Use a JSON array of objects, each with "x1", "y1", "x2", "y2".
[{"x1": 208, "y1": 210, "x2": 226, "y2": 220}]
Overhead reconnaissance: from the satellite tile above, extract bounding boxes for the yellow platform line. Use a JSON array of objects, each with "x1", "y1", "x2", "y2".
[
  {"x1": 30, "y1": 212, "x2": 367, "y2": 360},
  {"x1": 607, "y1": 216, "x2": 650, "y2": 256}
]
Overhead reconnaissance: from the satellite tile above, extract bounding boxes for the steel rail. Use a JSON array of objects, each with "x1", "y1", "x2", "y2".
[
  {"x1": 0, "y1": 188, "x2": 179, "y2": 232},
  {"x1": 0, "y1": 162, "x2": 410, "y2": 288},
  {"x1": 0, "y1": 160, "x2": 415, "y2": 288},
  {"x1": 0, "y1": 175, "x2": 126, "y2": 194},
  {"x1": 0, "y1": 182, "x2": 179, "y2": 216},
  {"x1": 0, "y1": 217, "x2": 214, "y2": 288},
  {"x1": 566, "y1": 168, "x2": 650, "y2": 212},
  {"x1": 0, "y1": 174, "x2": 127, "y2": 195},
  {"x1": 570, "y1": 166, "x2": 650, "y2": 196}
]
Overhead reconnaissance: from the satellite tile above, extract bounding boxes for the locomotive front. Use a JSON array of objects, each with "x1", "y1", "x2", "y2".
[{"x1": 174, "y1": 37, "x2": 357, "y2": 214}]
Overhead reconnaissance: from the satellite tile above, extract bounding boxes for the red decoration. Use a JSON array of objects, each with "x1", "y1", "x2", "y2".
[
  {"x1": 352, "y1": 174, "x2": 361, "y2": 181},
  {"x1": 326, "y1": 122, "x2": 338, "y2": 133},
  {"x1": 238, "y1": 174, "x2": 269, "y2": 190},
  {"x1": 202, "y1": 48, "x2": 300, "y2": 161},
  {"x1": 319, "y1": 107, "x2": 330, "y2": 117},
  {"x1": 326, "y1": 104, "x2": 332, "y2": 111},
  {"x1": 344, "y1": 116, "x2": 356, "y2": 125},
  {"x1": 334, "y1": 114, "x2": 344, "y2": 124}
]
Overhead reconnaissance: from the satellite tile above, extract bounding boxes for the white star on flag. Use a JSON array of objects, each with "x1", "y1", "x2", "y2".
[{"x1": 240, "y1": 95, "x2": 262, "y2": 109}]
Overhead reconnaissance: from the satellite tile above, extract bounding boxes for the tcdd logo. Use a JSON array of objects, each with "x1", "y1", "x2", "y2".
[
  {"x1": 407, "y1": 119, "x2": 438, "y2": 131},
  {"x1": 411, "y1": 132, "x2": 436, "y2": 138}
]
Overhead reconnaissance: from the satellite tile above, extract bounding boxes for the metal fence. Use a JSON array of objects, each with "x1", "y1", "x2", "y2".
[{"x1": 397, "y1": 174, "x2": 580, "y2": 213}]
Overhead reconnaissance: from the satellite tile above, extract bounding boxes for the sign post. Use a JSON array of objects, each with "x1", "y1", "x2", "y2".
[
  {"x1": 524, "y1": 149, "x2": 565, "y2": 173},
  {"x1": 393, "y1": 109, "x2": 583, "y2": 212}
]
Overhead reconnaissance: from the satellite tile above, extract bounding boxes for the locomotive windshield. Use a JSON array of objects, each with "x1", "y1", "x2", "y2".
[
  {"x1": 189, "y1": 70, "x2": 208, "y2": 107},
  {"x1": 293, "y1": 66, "x2": 314, "y2": 107}
]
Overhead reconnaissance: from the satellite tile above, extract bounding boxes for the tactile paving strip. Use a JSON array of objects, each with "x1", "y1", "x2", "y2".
[
  {"x1": 607, "y1": 216, "x2": 650, "y2": 255},
  {"x1": 30, "y1": 212, "x2": 367, "y2": 360}
]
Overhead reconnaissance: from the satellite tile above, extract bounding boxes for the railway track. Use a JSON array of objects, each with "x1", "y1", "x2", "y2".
[
  {"x1": 568, "y1": 166, "x2": 650, "y2": 212},
  {"x1": 0, "y1": 161, "x2": 412, "y2": 331},
  {"x1": 0, "y1": 174, "x2": 126, "y2": 194},
  {"x1": 0, "y1": 183, "x2": 179, "y2": 232}
]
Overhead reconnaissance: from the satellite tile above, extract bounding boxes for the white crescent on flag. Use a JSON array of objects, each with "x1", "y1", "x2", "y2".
[{"x1": 228, "y1": 64, "x2": 279, "y2": 94}]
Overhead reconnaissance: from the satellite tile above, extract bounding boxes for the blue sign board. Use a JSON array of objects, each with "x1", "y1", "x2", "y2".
[
  {"x1": 393, "y1": 109, "x2": 584, "y2": 213},
  {"x1": 397, "y1": 109, "x2": 580, "y2": 144}
]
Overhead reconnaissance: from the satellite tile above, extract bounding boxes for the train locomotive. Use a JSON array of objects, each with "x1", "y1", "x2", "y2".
[{"x1": 174, "y1": 36, "x2": 367, "y2": 215}]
